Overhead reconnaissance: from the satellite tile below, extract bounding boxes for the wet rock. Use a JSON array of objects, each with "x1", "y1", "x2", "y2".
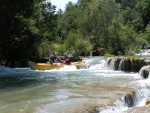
[
  {"x1": 139, "y1": 65, "x2": 150, "y2": 79},
  {"x1": 124, "y1": 92, "x2": 136, "y2": 108}
]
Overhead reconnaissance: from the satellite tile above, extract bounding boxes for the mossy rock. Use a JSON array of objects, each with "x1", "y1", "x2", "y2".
[
  {"x1": 146, "y1": 101, "x2": 150, "y2": 105},
  {"x1": 123, "y1": 58, "x2": 132, "y2": 72},
  {"x1": 126, "y1": 58, "x2": 132, "y2": 72},
  {"x1": 146, "y1": 98, "x2": 150, "y2": 105},
  {"x1": 107, "y1": 56, "x2": 147, "y2": 72},
  {"x1": 123, "y1": 57, "x2": 146, "y2": 72},
  {"x1": 132, "y1": 59, "x2": 139, "y2": 72}
]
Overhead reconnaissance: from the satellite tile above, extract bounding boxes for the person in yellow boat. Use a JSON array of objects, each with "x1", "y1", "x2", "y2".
[
  {"x1": 49, "y1": 51, "x2": 60, "y2": 64},
  {"x1": 58, "y1": 54, "x2": 71, "y2": 65},
  {"x1": 49, "y1": 51, "x2": 71, "y2": 65}
]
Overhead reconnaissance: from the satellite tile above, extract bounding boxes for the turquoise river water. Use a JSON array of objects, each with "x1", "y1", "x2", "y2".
[{"x1": 0, "y1": 57, "x2": 150, "y2": 113}]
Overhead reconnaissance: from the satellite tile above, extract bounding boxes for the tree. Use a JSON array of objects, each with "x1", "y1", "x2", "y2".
[
  {"x1": 108, "y1": 20, "x2": 123, "y2": 55},
  {"x1": 64, "y1": 31, "x2": 93, "y2": 57},
  {"x1": 136, "y1": 0, "x2": 150, "y2": 30},
  {"x1": 38, "y1": 1, "x2": 57, "y2": 42},
  {"x1": 57, "y1": 1, "x2": 80, "y2": 42},
  {"x1": 0, "y1": 0, "x2": 42, "y2": 67},
  {"x1": 79, "y1": 0, "x2": 119, "y2": 47},
  {"x1": 0, "y1": 0, "x2": 59, "y2": 66}
]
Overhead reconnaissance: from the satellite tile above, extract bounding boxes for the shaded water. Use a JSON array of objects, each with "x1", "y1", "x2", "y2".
[{"x1": 0, "y1": 57, "x2": 150, "y2": 113}]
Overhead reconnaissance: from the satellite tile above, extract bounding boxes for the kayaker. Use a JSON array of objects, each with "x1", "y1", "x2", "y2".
[
  {"x1": 49, "y1": 51, "x2": 54, "y2": 64},
  {"x1": 58, "y1": 54, "x2": 71, "y2": 65},
  {"x1": 49, "y1": 51, "x2": 60, "y2": 64}
]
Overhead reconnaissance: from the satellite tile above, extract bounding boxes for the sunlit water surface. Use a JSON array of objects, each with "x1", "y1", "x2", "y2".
[{"x1": 0, "y1": 57, "x2": 149, "y2": 113}]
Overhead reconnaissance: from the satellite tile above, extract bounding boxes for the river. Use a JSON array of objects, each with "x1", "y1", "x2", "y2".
[{"x1": 0, "y1": 57, "x2": 150, "y2": 113}]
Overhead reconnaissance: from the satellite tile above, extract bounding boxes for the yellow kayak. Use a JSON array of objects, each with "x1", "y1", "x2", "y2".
[{"x1": 28, "y1": 61, "x2": 84, "y2": 70}]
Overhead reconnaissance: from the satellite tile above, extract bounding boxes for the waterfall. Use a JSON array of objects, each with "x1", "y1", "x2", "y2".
[
  {"x1": 99, "y1": 89, "x2": 150, "y2": 113},
  {"x1": 106, "y1": 58, "x2": 115, "y2": 70},
  {"x1": 118, "y1": 58, "x2": 125, "y2": 71},
  {"x1": 106, "y1": 58, "x2": 111, "y2": 69},
  {"x1": 106, "y1": 57, "x2": 146, "y2": 72},
  {"x1": 99, "y1": 79, "x2": 150, "y2": 113},
  {"x1": 90, "y1": 51, "x2": 93, "y2": 57},
  {"x1": 135, "y1": 88, "x2": 150, "y2": 106},
  {"x1": 106, "y1": 57, "x2": 124, "y2": 71},
  {"x1": 82, "y1": 57, "x2": 106, "y2": 69}
]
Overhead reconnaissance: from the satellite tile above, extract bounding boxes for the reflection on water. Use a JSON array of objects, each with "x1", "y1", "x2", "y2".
[{"x1": 0, "y1": 57, "x2": 149, "y2": 113}]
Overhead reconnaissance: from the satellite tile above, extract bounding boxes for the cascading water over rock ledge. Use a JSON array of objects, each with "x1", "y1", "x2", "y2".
[
  {"x1": 106, "y1": 57, "x2": 147, "y2": 72},
  {"x1": 103, "y1": 56, "x2": 150, "y2": 113},
  {"x1": 106, "y1": 56, "x2": 150, "y2": 79}
]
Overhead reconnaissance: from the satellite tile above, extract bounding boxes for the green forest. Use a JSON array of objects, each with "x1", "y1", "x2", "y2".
[{"x1": 1, "y1": 0, "x2": 150, "y2": 67}]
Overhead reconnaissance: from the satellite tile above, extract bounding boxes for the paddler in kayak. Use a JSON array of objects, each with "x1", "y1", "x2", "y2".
[
  {"x1": 49, "y1": 52, "x2": 71, "y2": 65},
  {"x1": 59, "y1": 54, "x2": 71, "y2": 65},
  {"x1": 48, "y1": 51, "x2": 60, "y2": 64}
]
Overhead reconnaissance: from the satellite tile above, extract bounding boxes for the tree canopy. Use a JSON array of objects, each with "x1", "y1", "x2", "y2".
[{"x1": 1, "y1": 0, "x2": 150, "y2": 67}]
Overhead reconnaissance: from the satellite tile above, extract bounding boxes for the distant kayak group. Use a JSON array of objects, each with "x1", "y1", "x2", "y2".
[
  {"x1": 28, "y1": 60, "x2": 84, "y2": 70},
  {"x1": 28, "y1": 51, "x2": 84, "y2": 70}
]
